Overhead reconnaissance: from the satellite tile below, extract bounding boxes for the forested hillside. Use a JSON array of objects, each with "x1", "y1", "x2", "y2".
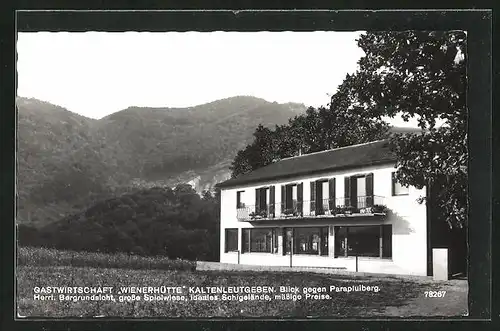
[
  {"x1": 17, "y1": 98, "x2": 114, "y2": 226},
  {"x1": 16, "y1": 96, "x2": 306, "y2": 226},
  {"x1": 97, "y1": 96, "x2": 306, "y2": 180},
  {"x1": 18, "y1": 185, "x2": 220, "y2": 261}
]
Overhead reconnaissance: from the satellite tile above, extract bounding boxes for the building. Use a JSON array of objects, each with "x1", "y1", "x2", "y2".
[{"x1": 216, "y1": 139, "x2": 434, "y2": 276}]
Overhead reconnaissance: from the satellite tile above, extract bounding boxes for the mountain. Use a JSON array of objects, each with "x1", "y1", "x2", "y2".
[
  {"x1": 16, "y1": 95, "x2": 423, "y2": 227},
  {"x1": 17, "y1": 98, "x2": 112, "y2": 226},
  {"x1": 16, "y1": 96, "x2": 306, "y2": 226},
  {"x1": 97, "y1": 96, "x2": 306, "y2": 181}
]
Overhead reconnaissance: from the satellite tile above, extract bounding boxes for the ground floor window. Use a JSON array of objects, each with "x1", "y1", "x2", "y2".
[
  {"x1": 242, "y1": 228, "x2": 278, "y2": 253},
  {"x1": 225, "y1": 228, "x2": 238, "y2": 252},
  {"x1": 284, "y1": 227, "x2": 329, "y2": 256},
  {"x1": 334, "y1": 224, "x2": 392, "y2": 258}
]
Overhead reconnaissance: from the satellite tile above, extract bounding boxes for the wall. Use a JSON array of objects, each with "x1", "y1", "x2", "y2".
[{"x1": 220, "y1": 163, "x2": 427, "y2": 276}]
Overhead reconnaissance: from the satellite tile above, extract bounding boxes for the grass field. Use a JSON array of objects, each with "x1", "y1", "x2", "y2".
[{"x1": 16, "y1": 247, "x2": 468, "y2": 318}]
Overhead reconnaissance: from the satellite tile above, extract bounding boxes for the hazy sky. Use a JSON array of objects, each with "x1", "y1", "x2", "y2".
[{"x1": 17, "y1": 31, "x2": 417, "y2": 127}]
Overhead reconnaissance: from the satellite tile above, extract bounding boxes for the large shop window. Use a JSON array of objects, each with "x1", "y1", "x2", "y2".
[
  {"x1": 242, "y1": 228, "x2": 278, "y2": 253},
  {"x1": 284, "y1": 227, "x2": 329, "y2": 256},
  {"x1": 225, "y1": 229, "x2": 238, "y2": 252},
  {"x1": 334, "y1": 225, "x2": 392, "y2": 258}
]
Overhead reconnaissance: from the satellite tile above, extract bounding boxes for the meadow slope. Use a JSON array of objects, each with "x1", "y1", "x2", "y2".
[{"x1": 17, "y1": 248, "x2": 467, "y2": 318}]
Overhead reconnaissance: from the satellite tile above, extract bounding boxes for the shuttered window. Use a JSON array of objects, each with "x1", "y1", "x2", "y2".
[
  {"x1": 344, "y1": 173, "x2": 374, "y2": 209},
  {"x1": 281, "y1": 183, "x2": 303, "y2": 216},
  {"x1": 255, "y1": 187, "x2": 269, "y2": 214},
  {"x1": 310, "y1": 181, "x2": 316, "y2": 213}
]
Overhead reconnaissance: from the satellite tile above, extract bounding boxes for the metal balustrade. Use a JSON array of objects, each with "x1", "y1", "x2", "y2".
[{"x1": 236, "y1": 196, "x2": 386, "y2": 221}]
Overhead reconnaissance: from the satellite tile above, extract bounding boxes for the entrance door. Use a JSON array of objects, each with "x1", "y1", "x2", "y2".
[{"x1": 357, "y1": 177, "x2": 366, "y2": 209}]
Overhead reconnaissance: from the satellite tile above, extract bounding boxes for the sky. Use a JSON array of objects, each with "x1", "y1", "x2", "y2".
[{"x1": 17, "y1": 31, "x2": 418, "y2": 127}]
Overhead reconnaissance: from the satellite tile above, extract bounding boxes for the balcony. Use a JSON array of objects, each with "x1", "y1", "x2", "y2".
[{"x1": 236, "y1": 196, "x2": 387, "y2": 221}]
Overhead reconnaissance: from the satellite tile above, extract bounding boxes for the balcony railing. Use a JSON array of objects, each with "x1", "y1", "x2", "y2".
[{"x1": 236, "y1": 196, "x2": 386, "y2": 221}]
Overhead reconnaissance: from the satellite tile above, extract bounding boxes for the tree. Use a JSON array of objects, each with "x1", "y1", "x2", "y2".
[
  {"x1": 230, "y1": 105, "x2": 390, "y2": 178},
  {"x1": 343, "y1": 31, "x2": 467, "y2": 228},
  {"x1": 230, "y1": 125, "x2": 278, "y2": 178},
  {"x1": 20, "y1": 185, "x2": 222, "y2": 261}
]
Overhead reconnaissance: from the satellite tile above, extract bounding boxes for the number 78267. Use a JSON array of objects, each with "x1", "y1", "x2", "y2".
[{"x1": 424, "y1": 290, "x2": 446, "y2": 298}]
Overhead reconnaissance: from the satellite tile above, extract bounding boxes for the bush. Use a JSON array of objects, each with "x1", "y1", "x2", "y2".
[{"x1": 17, "y1": 185, "x2": 221, "y2": 262}]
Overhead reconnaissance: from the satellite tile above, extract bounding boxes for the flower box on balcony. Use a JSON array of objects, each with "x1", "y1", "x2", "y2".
[
  {"x1": 344, "y1": 206, "x2": 357, "y2": 214},
  {"x1": 329, "y1": 206, "x2": 343, "y2": 215},
  {"x1": 370, "y1": 204, "x2": 387, "y2": 214},
  {"x1": 249, "y1": 210, "x2": 268, "y2": 220},
  {"x1": 282, "y1": 209, "x2": 298, "y2": 217}
]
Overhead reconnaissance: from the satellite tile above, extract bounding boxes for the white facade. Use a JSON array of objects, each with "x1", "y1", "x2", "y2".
[{"x1": 219, "y1": 162, "x2": 428, "y2": 276}]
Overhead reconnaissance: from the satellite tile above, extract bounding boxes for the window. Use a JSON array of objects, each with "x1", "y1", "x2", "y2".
[
  {"x1": 255, "y1": 187, "x2": 269, "y2": 214},
  {"x1": 310, "y1": 179, "x2": 335, "y2": 215},
  {"x1": 392, "y1": 172, "x2": 409, "y2": 196},
  {"x1": 225, "y1": 229, "x2": 238, "y2": 252},
  {"x1": 315, "y1": 179, "x2": 328, "y2": 215},
  {"x1": 242, "y1": 228, "x2": 278, "y2": 253},
  {"x1": 281, "y1": 183, "x2": 303, "y2": 216},
  {"x1": 334, "y1": 225, "x2": 392, "y2": 258},
  {"x1": 236, "y1": 191, "x2": 245, "y2": 208},
  {"x1": 344, "y1": 174, "x2": 374, "y2": 209},
  {"x1": 273, "y1": 229, "x2": 279, "y2": 253},
  {"x1": 283, "y1": 227, "x2": 329, "y2": 256}
]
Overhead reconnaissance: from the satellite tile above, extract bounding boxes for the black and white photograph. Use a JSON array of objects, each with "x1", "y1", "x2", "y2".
[{"x1": 14, "y1": 10, "x2": 482, "y2": 320}]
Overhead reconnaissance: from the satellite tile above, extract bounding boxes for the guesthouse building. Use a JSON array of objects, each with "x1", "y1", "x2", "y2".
[{"x1": 216, "y1": 140, "x2": 437, "y2": 276}]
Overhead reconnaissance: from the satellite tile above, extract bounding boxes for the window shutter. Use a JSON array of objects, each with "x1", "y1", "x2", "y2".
[
  {"x1": 315, "y1": 180, "x2": 323, "y2": 214},
  {"x1": 297, "y1": 182, "x2": 303, "y2": 215},
  {"x1": 366, "y1": 173, "x2": 374, "y2": 207},
  {"x1": 269, "y1": 186, "x2": 275, "y2": 217},
  {"x1": 255, "y1": 188, "x2": 261, "y2": 213},
  {"x1": 286, "y1": 185, "x2": 293, "y2": 209},
  {"x1": 281, "y1": 185, "x2": 286, "y2": 213},
  {"x1": 328, "y1": 178, "x2": 336, "y2": 210},
  {"x1": 344, "y1": 176, "x2": 351, "y2": 207},
  {"x1": 350, "y1": 177, "x2": 357, "y2": 208},
  {"x1": 310, "y1": 181, "x2": 316, "y2": 213}
]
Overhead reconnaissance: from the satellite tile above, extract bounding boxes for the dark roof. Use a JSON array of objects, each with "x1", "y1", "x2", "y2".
[{"x1": 217, "y1": 140, "x2": 396, "y2": 188}]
